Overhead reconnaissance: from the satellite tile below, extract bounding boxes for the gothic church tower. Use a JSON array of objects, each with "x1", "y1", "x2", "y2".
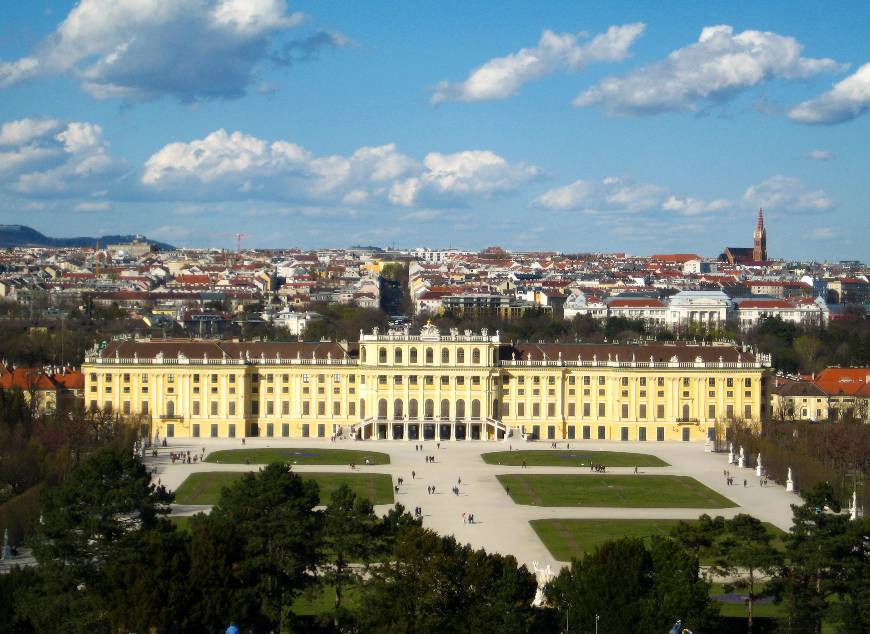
[{"x1": 753, "y1": 208, "x2": 767, "y2": 262}]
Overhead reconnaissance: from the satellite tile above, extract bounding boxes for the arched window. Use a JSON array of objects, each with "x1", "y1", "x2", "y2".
[
  {"x1": 409, "y1": 399, "x2": 418, "y2": 419},
  {"x1": 360, "y1": 399, "x2": 366, "y2": 419},
  {"x1": 394, "y1": 399, "x2": 404, "y2": 419},
  {"x1": 440, "y1": 399, "x2": 450, "y2": 420},
  {"x1": 493, "y1": 399, "x2": 499, "y2": 418},
  {"x1": 456, "y1": 399, "x2": 465, "y2": 420},
  {"x1": 471, "y1": 399, "x2": 481, "y2": 419},
  {"x1": 425, "y1": 399, "x2": 434, "y2": 419},
  {"x1": 410, "y1": 348, "x2": 418, "y2": 364},
  {"x1": 441, "y1": 348, "x2": 450, "y2": 364},
  {"x1": 682, "y1": 403, "x2": 690, "y2": 420},
  {"x1": 166, "y1": 401, "x2": 175, "y2": 417},
  {"x1": 361, "y1": 347, "x2": 367, "y2": 363},
  {"x1": 379, "y1": 347, "x2": 387, "y2": 364},
  {"x1": 472, "y1": 348, "x2": 481, "y2": 364},
  {"x1": 394, "y1": 348, "x2": 402, "y2": 364},
  {"x1": 425, "y1": 348, "x2": 434, "y2": 364},
  {"x1": 378, "y1": 399, "x2": 388, "y2": 419},
  {"x1": 457, "y1": 348, "x2": 465, "y2": 364}
]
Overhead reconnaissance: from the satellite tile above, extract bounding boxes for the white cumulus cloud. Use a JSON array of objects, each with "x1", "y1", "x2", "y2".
[
  {"x1": 743, "y1": 176, "x2": 833, "y2": 212},
  {"x1": 389, "y1": 150, "x2": 540, "y2": 206},
  {"x1": 0, "y1": 117, "x2": 61, "y2": 146},
  {"x1": 143, "y1": 130, "x2": 537, "y2": 208},
  {"x1": 574, "y1": 25, "x2": 840, "y2": 115},
  {"x1": 533, "y1": 176, "x2": 728, "y2": 216},
  {"x1": 806, "y1": 149, "x2": 834, "y2": 161},
  {"x1": 432, "y1": 23, "x2": 645, "y2": 103},
  {"x1": 789, "y1": 62, "x2": 870, "y2": 125},
  {"x1": 805, "y1": 227, "x2": 837, "y2": 240},
  {"x1": 0, "y1": 117, "x2": 125, "y2": 197},
  {"x1": 0, "y1": 0, "x2": 348, "y2": 102}
]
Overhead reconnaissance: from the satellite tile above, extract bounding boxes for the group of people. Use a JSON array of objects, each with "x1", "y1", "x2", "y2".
[
  {"x1": 723, "y1": 470, "x2": 746, "y2": 487},
  {"x1": 169, "y1": 450, "x2": 201, "y2": 465},
  {"x1": 589, "y1": 463, "x2": 607, "y2": 472},
  {"x1": 424, "y1": 455, "x2": 436, "y2": 463},
  {"x1": 461, "y1": 512, "x2": 476, "y2": 524}
]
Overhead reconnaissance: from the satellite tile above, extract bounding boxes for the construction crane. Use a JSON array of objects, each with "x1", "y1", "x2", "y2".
[
  {"x1": 232, "y1": 233, "x2": 249, "y2": 267},
  {"x1": 234, "y1": 233, "x2": 248, "y2": 255}
]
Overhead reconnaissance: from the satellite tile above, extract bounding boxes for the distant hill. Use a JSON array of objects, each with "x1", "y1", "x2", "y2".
[{"x1": 0, "y1": 225, "x2": 174, "y2": 250}]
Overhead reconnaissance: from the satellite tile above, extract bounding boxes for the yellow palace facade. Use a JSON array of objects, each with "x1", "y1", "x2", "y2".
[{"x1": 82, "y1": 324, "x2": 771, "y2": 443}]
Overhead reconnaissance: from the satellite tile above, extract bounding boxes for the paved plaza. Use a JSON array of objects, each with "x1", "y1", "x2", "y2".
[{"x1": 149, "y1": 437, "x2": 800, "y2": 571}]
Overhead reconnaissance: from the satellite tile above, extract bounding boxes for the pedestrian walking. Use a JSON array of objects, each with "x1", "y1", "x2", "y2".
[
  {"x1": 412, "y1": 470, "x2": 416, "y2": 479},
  {"x1": 458, "y1": 476, "x2": 461, "y2": 485},
  {"x1": 743, "y1": 479, "x2": 747, "y2": 487},
  {"x1": 634, "y1": 466, "x2": 638, "y2": 474}
]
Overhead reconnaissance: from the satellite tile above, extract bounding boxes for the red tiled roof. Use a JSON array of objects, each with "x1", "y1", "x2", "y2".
[
  {"x1": 0, "y1": 368, "x2": 58, "y2": 391},
  {"x1": 738, "y1": 300, "x2": 792, "y2": 309},
  {"x1": 650, "y1": 254, "x2": 701, "y2": 263},
  {"x1": 608, "y1": 299, "x2": 665, "y2": 308},
  {"x1": 813, "y1": 368, "x2": 870, "y2": 396},
  {"x1": 53, "y1": 370, "x2": 84, "y2": 389}
]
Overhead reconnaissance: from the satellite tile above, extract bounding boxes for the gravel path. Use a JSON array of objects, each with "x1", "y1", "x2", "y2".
[{"x1": 150, "y1": 437, "x2": 799, "y2": 571}]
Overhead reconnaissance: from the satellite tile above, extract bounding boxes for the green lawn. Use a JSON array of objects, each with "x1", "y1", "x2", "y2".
[
  {"x1": 205, "y1": 448, "x2": 390, "y2": 465},
  {"x1": 710, "y1": 583, "x2": 784, "y2": 619},
  {"x1": 530, "y1": 518, "x2": 785, "y2": 563},
  {"x1": 174, "y1": 471, "x2": 394, "y2": 505},
  {"x1": 497, "y1": 474, "x2": 736, "y2": 508},
  {"x1": 482, "y1": 449, "x2": 668, "y2": 467},
  {"x1": 292, "y1": 583, "x2": 361, "y2": 616}
]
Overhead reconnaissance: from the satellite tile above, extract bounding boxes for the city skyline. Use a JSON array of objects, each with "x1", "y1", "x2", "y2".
[{"x1": 1, "y1": 1, "x2": 868, "y2": 258}]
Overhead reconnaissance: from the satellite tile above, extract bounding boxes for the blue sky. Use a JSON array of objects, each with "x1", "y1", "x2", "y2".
[{"x1": 0, "y1": 1, "x2": 868, "y2": 259}]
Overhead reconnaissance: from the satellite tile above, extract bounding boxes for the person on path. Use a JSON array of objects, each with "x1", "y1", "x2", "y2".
[
  {"x1": 743, "y1": 479, "x2": 747, "y2": 487},
  {"x1": 462, "y1": 513, "x2": 466, "y2": 523},
  {"x1": 437, "y1": 442, "x2": 441, "y2": 450},
  {"x1": 412, "y1": 470, "x2": 415, "y2": 479},
  {"x1": 634, "y1": 466, "x2": 638, "y2": 474},
  {"x1": 458, "y1": 476, "x2": 461, "y2": 485}
]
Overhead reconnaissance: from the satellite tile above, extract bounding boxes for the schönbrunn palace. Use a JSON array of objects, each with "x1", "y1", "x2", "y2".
[{"x1": 83, "y1": 324, "x2": 771, "y2": 443}]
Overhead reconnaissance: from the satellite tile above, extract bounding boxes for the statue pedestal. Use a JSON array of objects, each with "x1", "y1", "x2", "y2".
[
  {"x1": 756, "y1": 465, "x2": 763, "y2": 477},
  {"x1": 786, "y1": 479, "x2": 795, "y2": 492},
  {"x1": 728, "y1": 451, "x2": 734, "y2": 464},
  {"x1": 738, "y1": 457, "x2": 745, "y2": 468}
]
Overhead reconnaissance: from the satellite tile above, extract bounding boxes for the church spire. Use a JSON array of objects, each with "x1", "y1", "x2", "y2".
[{"x1": 753, "y1": 208, "x2": 767, "y2": 261}]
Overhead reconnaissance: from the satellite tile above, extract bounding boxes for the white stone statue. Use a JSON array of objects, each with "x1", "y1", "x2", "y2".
[
  {"x1": 2, "y1": 528, "x2": 11, "y2": 561},
  {"x1": 727, "y1": 442, "x2": 734, "y2": 464},
  {"x1": 786, "y1": 467, "x2": 795, "y2": 492},
  {"x1": 531, "y1": 561, "x2": 555, "y2": 607},
  {"x1": 755, "y1": 453, "x2": 763, "y2": 477},
  {"x1": 738, "y1": 446, "x2": 746, "y2": 469},
  {"x1": 850, "y1": 490, "x2": 860, "y2": 521}
]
